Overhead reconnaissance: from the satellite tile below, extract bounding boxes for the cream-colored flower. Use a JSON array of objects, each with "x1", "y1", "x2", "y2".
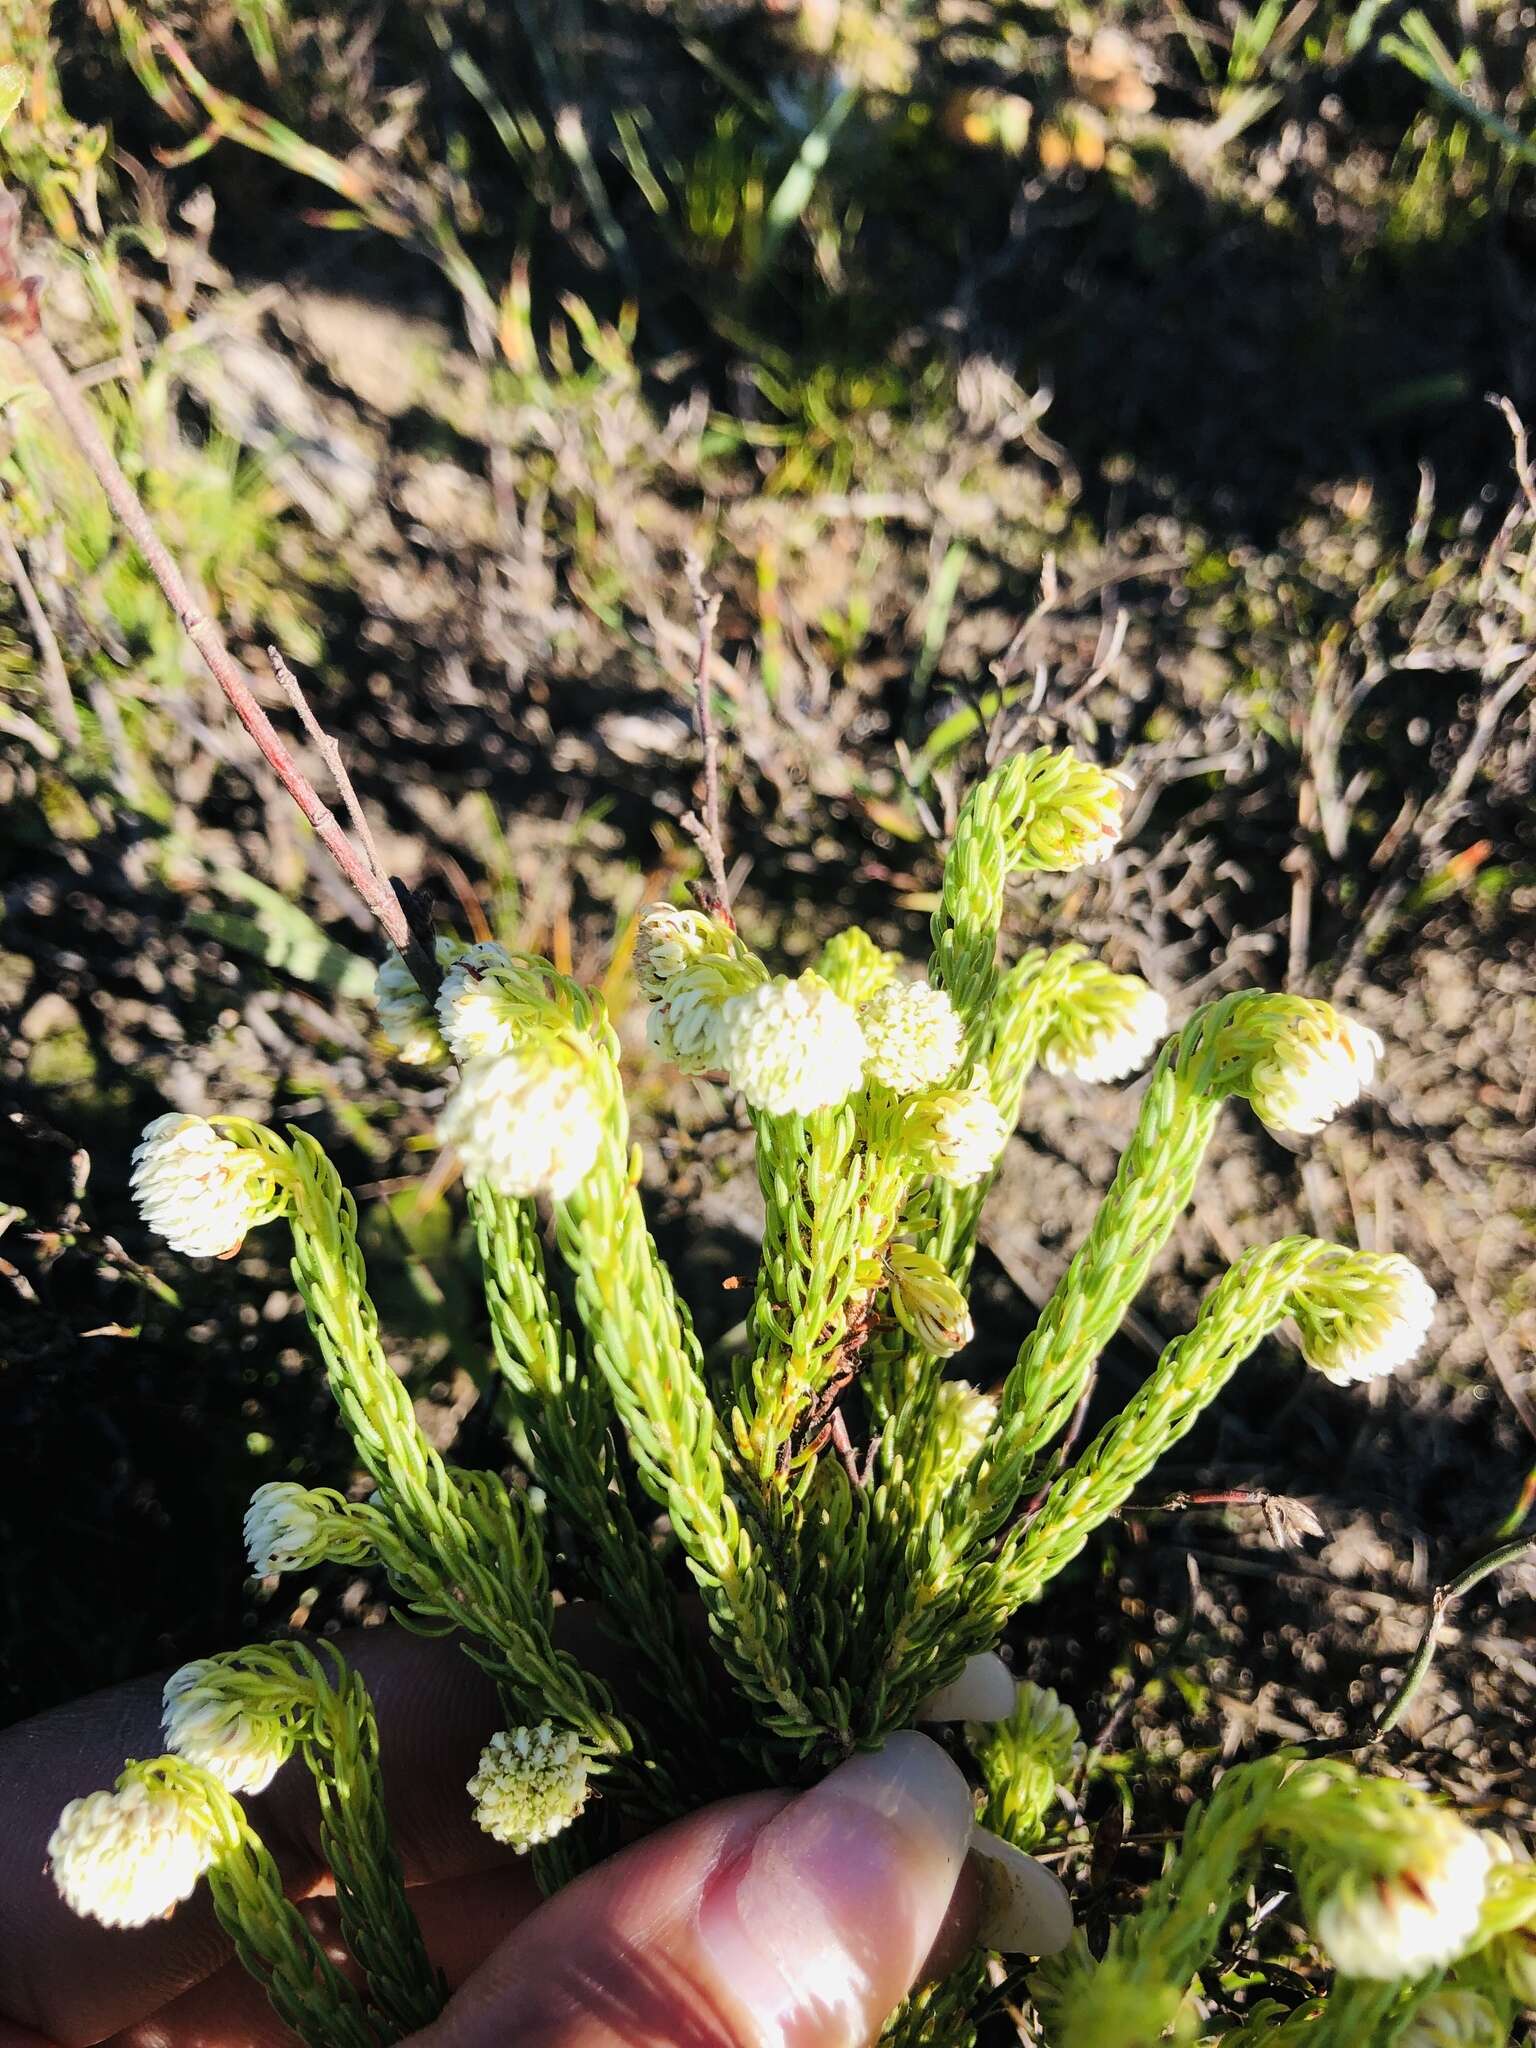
[
  {"x1": 859, "y1": 981, "x2": 964, "y2": 1094},
  {"x1": 242, "y1": 1482, "x2": 375, "y2": 1577},
  {"x1": 130, "y1": 1113, "x2": 279, "y2": 1259},
  {"x1": 1395, "y1": 1992, "x2": 1505, "y2": 2048},
  {"x1": 1245, "y1": 1008, "x2": 1382, "y2": 1136},
  {"x1": 647, "y1": 954, "x2": 764, "y2": 1075},
  {"x1": 435, "y1": 942, "x2": 553, "y2": 1060},
  {"x1": 1293, "y1": 1251, "x2": 1437, "y2": 1385},
  {"x1": 438, "y1": 1048, "x2": 603, "y2": 1201},
  {"x1": 721, "y1": 975, "x2": 868, "y2": 1116},
  {"x1": 633, "y1": 905, "x2": 735, "y2": 1000},
  {"x1": 467, "y1": 1723, "x2": 590, "y2": 1850},
  {"x1": 886, "y1": 1244, "x2": 974, "y2": 1356},
  {"x1": 375, "y1": 939, "x2": 462, "y2": 1067},
  {"x1": 49, "y1": 1775, "x2": 218, "y2": 1928},
  {"x1": 1310, "y1": 1813, "x2": 1488, "y2": 1979},
  {"x1": 903, "y1": 1076, "x2": 1009, "y2": 1186},
  {"x1": 1041, "y1": 971, "x2": 1168, "y2": 1084},
  {"x1": 162, "y1": 1661, "x2": 293, "y2": 1796}
]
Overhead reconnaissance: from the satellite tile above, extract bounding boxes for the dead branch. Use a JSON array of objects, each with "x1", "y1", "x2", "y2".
[
  {"x1": 0, "y1": 485, "x2": 78, "y2": 747},
  {"x1": 679, "y1": 550, "x2": 732, "y2": 915}
]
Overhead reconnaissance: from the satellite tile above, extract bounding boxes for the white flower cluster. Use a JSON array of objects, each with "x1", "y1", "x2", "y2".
[
  {"x1": 374, "y1": 937, "x2": 464, "y2": 1067},
  {"x1": 49, "y1": 1775, "x2": 217, "y2": 1929},
  {"x1": 435, "y1": 941, "x2": 551, "y2": 1061},
  {"x1": 467, "y1": 1723, "x2": 590, "y2": 1850},
  {"x1": 1041, "y1": 971, "x2": 1168, "y2": 1085},
  {"x1": 130, "y1": 1113, "x2": 277, "y2": 1259},
  {"x1": 886, "y1": 1244, "x2": 974, "y2": 1356},
  {"x1": 648, "y1": 956, "x2": 764, "y2": 1074},
  {"x1": 902, "y1": 1075, "x2": 1009, "y2": 1186},
  {"x1": 721, "y1": 976, "x2": 868, "y2": 1117},
  {"x1": 243, "y1": 1480, "x2": 368, "y2": 1576},
  {"x1": 438, "y1": 1046, "x2": 603, "y2": 1201},
  {"x1": 1246, "y1": 1009, "x2": 1382, "y2": 1136},
  {"x1": 1396, "y1": 1992, "x2": 1506, "y2": 2048},
  {"x1": 859, "y1": 980, "x2": 964, "y2": 1095},
  {"x1": 931, "y1": 1377, "x2": 997, "y2": 1479},
  {"x1": 1294, "y1": 1251, "x2": 1437, "y2": 1385},
  {"x1": 1311, "y1": 1810, "x2": 1489, "y2": 1980},
  {"x1": 633, "y1": 904, "x2": 727, "y2": 1000},
  {"x1": 162, "y1": 1660, "x2": 293, "y2": 1796}
]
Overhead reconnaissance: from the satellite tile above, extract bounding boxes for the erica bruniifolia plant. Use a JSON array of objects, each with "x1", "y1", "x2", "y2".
[{"x1": 54, "y1": 742, "x2": 1483, "y2": 2046}]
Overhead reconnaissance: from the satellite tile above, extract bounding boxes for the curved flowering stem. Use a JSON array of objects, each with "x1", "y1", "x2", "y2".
[
  {"x1": 1030, "y1": 1756, "x2": 1293, "y2": 2048},
  {"x1": 999, "y1": 1236, "x2": 1336, "y2": 1606},
  {"x1": 1372, "y1": 1531, "x2": 1536, "y2": 1737},
  {"x1": 164, "y1": 1642, "x2": 442, "y2": 2038},
  {"x1": 225, "y1": 1123, "x2": 642, "y2": 1797},
  {"x1": 927, "y1": 746, "x2": 1125, "y2": 1062},
  {"x1": 470, "y1": 1185, "x2": 716, "y2": 1748}
]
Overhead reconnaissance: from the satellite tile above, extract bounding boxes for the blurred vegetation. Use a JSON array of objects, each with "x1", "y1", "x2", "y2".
[{"x1": 1, "y1": 0, "x2": 1533, "y2": 1874}]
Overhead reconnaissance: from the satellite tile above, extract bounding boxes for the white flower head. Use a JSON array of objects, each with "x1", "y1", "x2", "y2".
[
  {"x1": 1396, "y1": 1992, "x2": 1505, "y2": 2048},
  {"x1": 162, "y1": 1660, "x2": 293, "y2": 1796},
  {"x1": 435, "y1": 942, "x2": 558, "y2": 1061},
  {"x1": 438, "y1": 1047, "x2": 603, "y2": 1201},
  {"x1": 130, "y1": 1114, "x2": 281, "y2": 1259},
  {"x1": 375, "y1": 938, "x2": 463, "y2": 1068},
  {"x1": 1042, "y1": 968, "x2": 1168, "y2": 1085},
  {"x1": 243, "y1": 1481, "x2": 374, "y2": 1577},
  {"x1": 634, "y1": 905, "x2": 735, "y2": 1000},
  {"x1": 904, "y1": 1074, "x2": 1009, "y2": 1187},
  {"x1": 886, "y1": 1244, "x2": 974, "y2": 1356},
  {"x1": 1293, "y1": 1251, "x2": 1437, "y2": 1385},
  {"x1": 859, "y1": 980, "x2": 964, "y2": 1094},
  {"x1": 49, "y1": 1771, "x2": 218, "y2": 1928},
  {"x1": 1245, "y1": 1005, "x2": 1383, "y2": 1136},
  {"x1": 1307, "y1": 1809, "x2": 1489, "y2": 1980},
  {"x1": 468, "y1": 1723, "x2": 590, "y2": 1850},
  {"x1": 721, "y1": 975, "x2": 868, "y2": 1116},
  {"x1": 647, "y1": 954, "x2": 764, "y2": 1075}
]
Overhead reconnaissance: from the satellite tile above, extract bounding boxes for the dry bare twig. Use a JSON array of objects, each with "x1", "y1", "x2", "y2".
[
  {"x1": 679, "y1": 550, "x2": 732, "y2": 915},
  {"x1": 0, "y1": 482, "x2": 78, "y2": 747},
  {"x1": 0, "y1": 189, "x2": 437, "y2": 998}
]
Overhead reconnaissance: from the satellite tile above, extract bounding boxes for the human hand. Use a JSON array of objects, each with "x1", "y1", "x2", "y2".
[{"x1": 0, "y1": 1627, "x2": 1069, "y2": 2048}]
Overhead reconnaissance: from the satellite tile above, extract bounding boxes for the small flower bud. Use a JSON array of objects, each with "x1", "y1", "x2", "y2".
[
  {"x1": 243, "y1": 1482, "x2": 376, "y2": 1577},
  {"x1": 49, "y1": 1770, "x2": 219, "y2": 1928},
  {"x1": 130, "y1": 1113, "x2": 281, "y2": 1259},
  {"x1": 162, "y1": 1660, "x2": 294, "y2": 1796},
  {"x1": 886, "y1": 1244, "x2": 974, "y2": 1356},
  {"x1": 930, "y1": 1377, "x2": 998, "y2": 1483},
  {"x1": 859, "y1": 980, "x2": 965, "y2": 1094},
  {"x1": 438, "y1": 1047, "x2": 604, "y2": 1200},
  {"x1": 1041, "y1": 965, "x2": 1168, "y2": 1084},
  {"x1": 633, "y1": 904, "x2": 735, "y2": 1000},
  {"x1": 721, "y1": 975, "x2": 868, "y2": 1116},
  {"x1": 1003, "y1": 751, "x2": 1128, "y2": 871},
  {"x1": 815, "y1": 926, "x2": 901, "y2": 1005},
  {"x1": 1291, "y1": 1249, "x2": 1436, "y2": 1385},
  {"x1": 467, "y1": 1723, "x2": 589, "y2": 1850},
  {"x1": 902, "y1": 1074, "x2": 1009, "y2": 1186}
]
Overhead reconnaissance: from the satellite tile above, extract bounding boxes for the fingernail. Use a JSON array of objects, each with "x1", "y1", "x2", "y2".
[
  {"x1": 916, "y1": 1652, "x2": 1017, "y2": 1724},
  {"x1": 697, "y1": 1733, "x2": 974, "y2": 2041},
  {"x1": 968, "y1": 1826, "x2": 1074, "y2": 1955}
]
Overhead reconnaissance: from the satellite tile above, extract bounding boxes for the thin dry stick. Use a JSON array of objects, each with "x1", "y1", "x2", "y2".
[
  {"x1": 679, "y1": 551, "x2": 731, "y2": 913},
  {"x1": 0, "y1": 488, "x2": 79, "y2": 746},
  {"x1": 266, "y1": 645, "x2": 390, "y2": 890},
  {"x1": 0, "y1": 194, "x2": 434, "y2": 994}
]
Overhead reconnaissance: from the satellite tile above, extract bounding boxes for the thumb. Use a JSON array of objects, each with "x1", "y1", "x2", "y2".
[{"x1": 416, "y1": 1733, "x2": 999, "y2": 2048}]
